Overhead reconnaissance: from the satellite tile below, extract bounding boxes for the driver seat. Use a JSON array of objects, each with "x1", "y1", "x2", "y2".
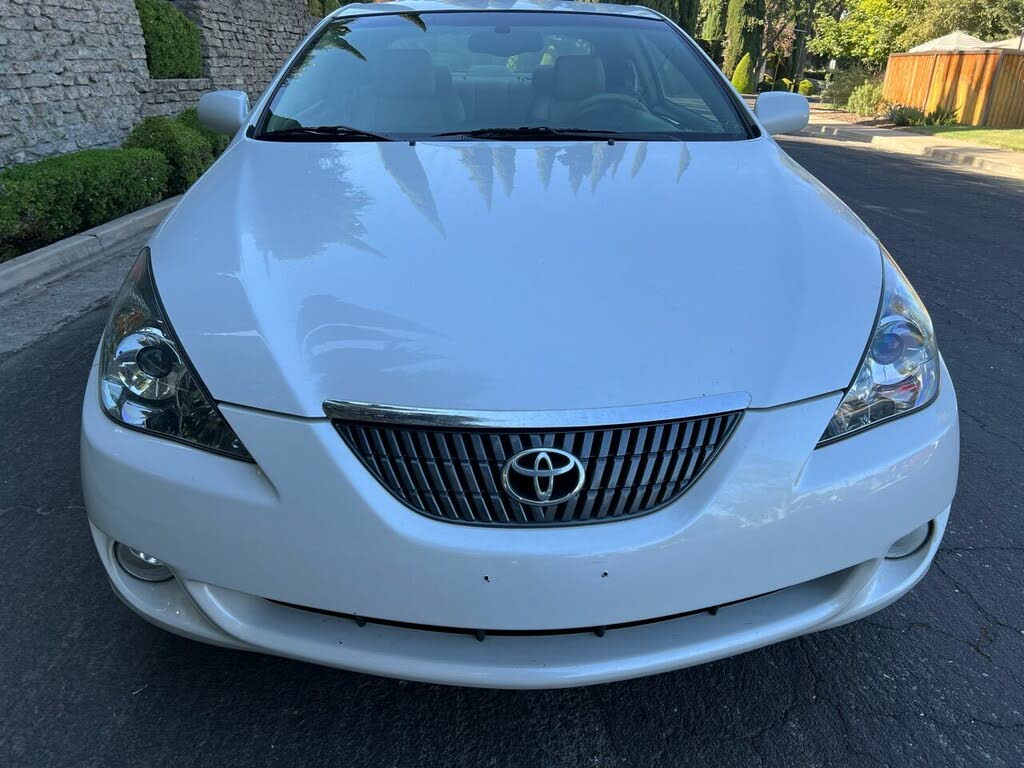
[{"x1": 530, "y1": 55, "x2": 606, "y2": 124}]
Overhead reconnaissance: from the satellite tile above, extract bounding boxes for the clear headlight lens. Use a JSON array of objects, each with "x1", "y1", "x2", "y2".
[
  {"x1": 818, "y1": 248, "x2": 939, "y2": 445},
  {"x1": 99, "y1": 248, "x2": 252, "y2": 460}
]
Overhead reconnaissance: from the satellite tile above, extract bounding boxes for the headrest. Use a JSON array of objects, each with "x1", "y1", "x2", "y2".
[
  {"x1": 553, "y1": 55, "x2": 605, "y2": 100},
  {"x1": 373, "y1": 49, "x2": 435, "y2": 96},
  {"x1": 605, "y1": 59, "x2": 638, "y2": 91},
  {"x1": 434, "y1": 65, "x2": 453, "y2": 91},
  {"x1": 468, "y1": 64, "x2": 515, "y2": 79},
  {"x1": 531, "y1": 65, "x2": 554, "y2": 95}
]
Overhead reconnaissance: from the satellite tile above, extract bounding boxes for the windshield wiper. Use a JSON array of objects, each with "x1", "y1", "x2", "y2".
[
  {"x1": 430, "y1": 126, "x2": 615, "y2": 141},
  {"x1": 259, "y1": 125, "x2": 395, "y2": 142},
  {"x1": 429, "y1": 126, "x2": 684, "y2": 142}
]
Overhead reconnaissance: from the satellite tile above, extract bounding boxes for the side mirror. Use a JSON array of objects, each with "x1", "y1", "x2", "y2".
[
  {"x1": 198, "y1": 90, "x2": 251, "y2": 135},
  {"x1": 754, "y1": 92, "x2": 809, "y2": 136}
]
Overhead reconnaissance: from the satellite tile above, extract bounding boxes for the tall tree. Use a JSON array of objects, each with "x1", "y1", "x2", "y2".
[
  {"x1": 700, "y1": 0, "x2": 729, "y2": 40},
  {"x1": 632, "y1": 0, "x2": 703, "y2": 34},
  {"x1": 807, "y1": 0, "x2": 1023, "y2": 66},
  {"x1": 808, "y1": 0, "x2": 912, "y2": 66},
  {"x1": 677, "y1": 0, "x2": 702, "y2": 33},
  {"x1": 900, "y1": 0, "x2": 1024, "y2": 48},
  {"x1": 723, "y1": 0, "x2": 766, "y2": 75},
  {"x1": 759, "y1": 0, "x2": 797, "y2": 75}
]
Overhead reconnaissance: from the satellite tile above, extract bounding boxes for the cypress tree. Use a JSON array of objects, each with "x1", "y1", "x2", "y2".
[
  {"x1": 730, "y1": 52, "x2": 754, "y2": 93},
  {"x1": 700, "y1": 0, "x2": 727, "y2": 41},
  {"x1": 723, "y1": 0, "x2": 763, "y2": 77},
  {"x1": 676, "y1": 0, "x2": 700, "y2": 34}
]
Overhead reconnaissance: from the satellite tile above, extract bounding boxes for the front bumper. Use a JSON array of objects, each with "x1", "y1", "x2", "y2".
[{"x1": 82, "y1": 362, "x2": 959, "y2": 688}]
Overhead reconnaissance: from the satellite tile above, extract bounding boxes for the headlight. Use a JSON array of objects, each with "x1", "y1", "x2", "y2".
[
  {"x1": 99, "y1": 248, "x2": 252, "y2": 461},
  {"x1": 818, "y1": 247, "x2": 939, "y2": 445}
]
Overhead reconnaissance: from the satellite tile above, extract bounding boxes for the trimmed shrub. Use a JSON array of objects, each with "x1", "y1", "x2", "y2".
[
  {"x1": 798, "y1": 79, "x2": 816, "y2": 96},
  {"x1": 821, "y1": 64, "x2": 873, "y2": 108},
  {"x1": 176, "y1": 107, "x2": 230, "y2": 156},
  {"x1": 134, "y1": 0, "x2": 202, "y2": 79},
  {"x1": 773, "y1": 77, "x2": 793, "y2": 92},
  {"x1": 730, "y1": 52, "x2": 755, "y2": 95},
  {"x1": 0, "y1": 149, "x2": 170, "y2": 260},
  {"x1": 847, "y1": 82, "x2": 885, "y2": 117},
  {"x1": 124, "y1": 116, "x2": 214, "y2": 194}
]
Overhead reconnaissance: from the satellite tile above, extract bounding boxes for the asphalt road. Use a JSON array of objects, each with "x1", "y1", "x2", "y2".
[{"x1": 2, "y1": 139, "x2": 1023, "y2": 768}]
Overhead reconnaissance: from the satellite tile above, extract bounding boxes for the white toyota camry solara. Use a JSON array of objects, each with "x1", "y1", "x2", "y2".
[{"x1": 82, "y1": 0, "x2": 960, "y2": 688}]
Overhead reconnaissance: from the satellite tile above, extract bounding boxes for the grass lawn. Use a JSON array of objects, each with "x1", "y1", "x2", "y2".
[{"x1": 907, "y1": 126, "x2": 1024, "y2": 152}]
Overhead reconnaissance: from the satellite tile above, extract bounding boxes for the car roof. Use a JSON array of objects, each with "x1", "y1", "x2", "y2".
[{"x1": 332, "y1": 1, "x2": 664, "y2": 21}]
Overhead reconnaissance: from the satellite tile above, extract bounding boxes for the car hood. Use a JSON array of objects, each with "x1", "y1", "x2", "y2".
[{"x1": 152, "y1": 137, "x2": 881, "y2": 418}]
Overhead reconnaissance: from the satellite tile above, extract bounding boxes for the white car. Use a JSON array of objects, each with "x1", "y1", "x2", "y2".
[{"x1": 82, "y1": 0, "x2": 959, "y2": 688}]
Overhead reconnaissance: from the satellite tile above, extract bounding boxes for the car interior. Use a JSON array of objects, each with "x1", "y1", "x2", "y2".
[{"x1": 264, "y1": 15, "x2": 744, "y2": 138}]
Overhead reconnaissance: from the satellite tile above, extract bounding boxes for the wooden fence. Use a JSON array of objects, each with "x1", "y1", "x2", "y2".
[{"x1": 882, "y1": 50, "x2": 1024, "y2": 128}]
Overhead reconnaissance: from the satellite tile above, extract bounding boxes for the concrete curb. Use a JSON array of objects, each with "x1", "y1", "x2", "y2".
[
  {"x1": 801, "y1": 123, "x2": 1024, "y2": 180},
  {"x1": 0, "y1": 195, "x2": 180, "y2": 300}
]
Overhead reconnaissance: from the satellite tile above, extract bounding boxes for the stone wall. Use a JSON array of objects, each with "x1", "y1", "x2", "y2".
[
  {"x1": 0, "y1": 0, "x2": 151, "y2": 167},
  {"x1": 175, "y1": 0, "x2": 315, "y2": 96},
  {"x1": 142, "y1": 77, "x2": 213, "y2": 117},
  {"x1": 0, "y1": 0, "x2": 317, "y2": 169}
]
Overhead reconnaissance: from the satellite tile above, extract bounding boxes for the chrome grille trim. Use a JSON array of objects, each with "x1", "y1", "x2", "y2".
[
  {"x1": 331, "y1": 405, "x2": 743, "y2": 527},
  {"x1": 323, "y1": 392, "x2": 750, "y2": 429}
]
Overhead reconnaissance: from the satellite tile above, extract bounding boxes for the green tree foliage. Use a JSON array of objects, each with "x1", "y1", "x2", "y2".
[
  {"x1": 308, "y1": 0, "x2": 342, "y2": 17},
  {"x1": 809, "y1": 0, "x2": 912, "y2": 66},
  {"x1": 134, "y1": 0, "x2": 202, "y2": 79},
  {"x1": 596, "y1": 0, "x2": 700, "y2": 33},
  {"x1": 700, "y1": 0, "x2": 729, "y2": 40},
  {"x1": 902, "y1": 0, "x2": 1024, "y2": 47},
  {"x1": 678, "y1": 0, "x2": 702, "y2": 33},
  {"x1": 730, "y1": 52, "x2": 756, "y2": 91},
  {"x1": 810, "y1": 0, "x2": 1024, "y2": 67},
  {"x1": 0, "y1": 149, "x2": 170, "y2": 260},
  {"x1": 724, "y1": 0, "x2": 765, "y2": 75}
]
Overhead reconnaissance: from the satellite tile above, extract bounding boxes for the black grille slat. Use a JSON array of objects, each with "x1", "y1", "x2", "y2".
[{"x1": 334, "y1": 411, "x2": 740, "y2": 527}]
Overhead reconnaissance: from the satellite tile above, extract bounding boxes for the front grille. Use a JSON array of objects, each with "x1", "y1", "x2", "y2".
[{"x1": 333, "y1": 410, "x2": 741, "y2": 527}]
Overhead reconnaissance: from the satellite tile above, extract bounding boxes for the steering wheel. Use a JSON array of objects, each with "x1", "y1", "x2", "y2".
[{"x1": 573, "y1": 93, "x2": 649, "y2": 124}]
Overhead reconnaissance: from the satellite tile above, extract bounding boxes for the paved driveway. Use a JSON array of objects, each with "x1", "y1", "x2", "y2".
[{"x1": 2, "y1": 138, "x2": 1022, "y2": 767}]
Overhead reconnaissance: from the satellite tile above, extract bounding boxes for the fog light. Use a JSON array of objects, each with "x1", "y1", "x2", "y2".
[
  {"x1": 114, "y1": 542, "x2": 173, "y2": 582},
  {"x1": 885, "y1": 523, "x2": 931, "y2": 559}
]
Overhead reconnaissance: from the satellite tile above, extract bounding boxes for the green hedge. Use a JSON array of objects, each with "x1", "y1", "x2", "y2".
[
  {"x1": 135, "y1": 0, "x2": 202, "y2": 79},
  {"x1": 0, "y1": 149, "x2": 170, "y2": 261},
  {"x1": 124, "y1": 115, "x2": 214, "y2": 194},
  {"x1": 176, "y1": 107, "x2": 231, "y2": 155}
]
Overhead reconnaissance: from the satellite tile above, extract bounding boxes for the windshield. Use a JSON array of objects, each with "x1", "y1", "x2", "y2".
[{"x1": 258, "y1": 11, "x2": 753, "y2": 141}]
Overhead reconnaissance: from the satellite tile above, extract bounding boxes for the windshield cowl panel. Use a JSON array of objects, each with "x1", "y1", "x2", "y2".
[{"x1": 257, "y1": 11, "x2": 752, "y2": 143}]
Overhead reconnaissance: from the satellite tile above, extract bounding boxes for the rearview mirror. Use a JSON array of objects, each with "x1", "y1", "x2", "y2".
[
  {"x1": 468, "y1": 29, "x2": 543, "y2": 57},
  {"x1": 754, "y1": 92, "x2": 809, "y2": 136},
  {"x1": 198, "y1": 90, "x2": 251, "y2": 135}
]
